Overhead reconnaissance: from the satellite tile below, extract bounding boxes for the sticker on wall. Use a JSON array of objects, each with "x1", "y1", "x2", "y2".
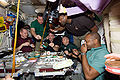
[{"x1": 0, "y1": 17, "x2": 7, "y2": 32}]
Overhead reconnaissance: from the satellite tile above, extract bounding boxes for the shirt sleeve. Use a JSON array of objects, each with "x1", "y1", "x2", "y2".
[
  {"x1": 89, "y1": 50, "x2": 107, "y2": 74},
  {"x1": 68, "y1": 43, "x2": 78, "y2": 53},
  {"x1": 60, "y1": 44, "x2": 65, "y2": 51},
  {"x1": 46, "y1": 23, "x2": 50, "y2": 30},
  {"x1": 71, "y1": 43, "x2": 78, "y2": 49},
  {"x1": 30, "y1": 38, "x2": 34, "y2": 44},
  {"x1": 30, "y1": 21, "x2": 35, "y2": 28},
  {"x1": 12, "y1": 38, "x2": 20, "y2": 48}
]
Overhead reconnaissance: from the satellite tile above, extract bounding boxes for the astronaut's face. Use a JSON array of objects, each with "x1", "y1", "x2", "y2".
[
  {"x1": 37, "y1": 16, "x2": 44, "y2": 24},
  {"x1": 62, "y1": 37, "x2": 69, "y2": 46},
  {"x1": 59, "y1": 15, "x2": 67, "y2": 26}
]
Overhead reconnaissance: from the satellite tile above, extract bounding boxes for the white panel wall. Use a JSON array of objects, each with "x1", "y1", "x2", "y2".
[{"x1": 109, "y1": 2, "x2": 120, "y2": 53}]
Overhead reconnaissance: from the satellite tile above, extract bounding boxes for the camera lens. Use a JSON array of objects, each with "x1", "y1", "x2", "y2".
[{"x1": 49, "y1": 16, "x2": 53, "y2": 23}]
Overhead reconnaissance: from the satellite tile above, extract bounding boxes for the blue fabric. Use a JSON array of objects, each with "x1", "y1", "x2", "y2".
[
  {"x1": 86, "y1": 44, "x2": 109, "y2": 80},
  {"x1": 70, "y1": 35, "x2": 74, "y2": 43}
]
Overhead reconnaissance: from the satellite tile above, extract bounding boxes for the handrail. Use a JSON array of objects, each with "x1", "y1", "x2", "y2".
[{"x1": 12, "y1": 0, "x2": 20, "y2": 76}]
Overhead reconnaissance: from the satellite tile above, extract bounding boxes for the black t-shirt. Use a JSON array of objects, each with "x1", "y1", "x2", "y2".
[
  {"x1": 65, "y1": 15, "x2": 95, "y2": 36},
  {"x1": 43, "y1": 37, "x2": 61, "y2": 52}
]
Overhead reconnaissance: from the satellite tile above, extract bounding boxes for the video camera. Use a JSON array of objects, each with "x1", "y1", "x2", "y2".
[{"x1": 44, "y1": 0, "x2": 60, "y2": 27}]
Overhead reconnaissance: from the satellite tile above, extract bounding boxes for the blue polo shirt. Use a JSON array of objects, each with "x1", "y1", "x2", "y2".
[{"x1": 86, "y1": 44, "x2": 109, "y2": 80}]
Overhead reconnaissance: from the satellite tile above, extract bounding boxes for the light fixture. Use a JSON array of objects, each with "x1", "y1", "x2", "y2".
[
  {"x1": 35, "y1": 6, "x2": 45, "y2": 13},
  {"x1": 47, "y1": 0, "x2": 56, "y2": 2},
  {"x1": 0, "y1": 0, "x2": 9, "y2": 7},
  {"x1": 39, "y1": 0, "x2": 46, "y2": 4},
  {"x1": 58, "y1": 4, "x2": 67, "y2": 13}
]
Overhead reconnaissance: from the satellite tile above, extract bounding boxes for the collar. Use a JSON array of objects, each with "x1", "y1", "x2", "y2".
[
  {"x1": 91, "y1": 44, "x2": 107, "y2": 51},
  {"x1": 91, "y1": 45, "x2": 103, "y2": 51}
]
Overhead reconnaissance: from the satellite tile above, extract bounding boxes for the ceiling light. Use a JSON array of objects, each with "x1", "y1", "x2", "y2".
[
  {"x1": 35, "y1": 8, "x2": 45, "y2": 13},
  {"x1": 47, "y1": 0, "x2": 56, "y2": 2},
  {"x1": 58, "y1": 4, "x2": 67, "y2": 13}
]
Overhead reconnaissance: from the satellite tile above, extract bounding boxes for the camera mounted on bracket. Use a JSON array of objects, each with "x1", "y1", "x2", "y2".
[{"x1": 43, "y1": 0, "x2": 61, "y2": 28}]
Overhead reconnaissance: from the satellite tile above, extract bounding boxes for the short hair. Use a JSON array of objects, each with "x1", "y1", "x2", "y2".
[
  {"x1": 88, "y1": 32, "x2": 101, "y2": 43},
  {"x1": 37, "y1": 13, "x2": 43, "y2": 18},
  {"x1": 20, "y1": 28, "x2": 27, "y2": 32},
  {"x1": 62, "y1": 36, "x2": 69, "y2": 40},
  {"x1": 48, "y1": 32, "x2": 54, "y2": 35},
  {"x1": 59, "y1": 13, "x2": 67, "y2": 17},
  {"x1": 24, "y1": 25, "x2": 30, "y2": 29},
  {"x1": 61, "y1": 0, "x2": 76, "y2": 8},
  {"x1": 48, "y1": 31, "x2": 55, "y2": 35}
]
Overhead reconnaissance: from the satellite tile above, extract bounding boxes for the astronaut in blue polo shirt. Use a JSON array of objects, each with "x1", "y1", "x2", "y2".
[{"x1": 73, "y1": 32, "x2": 109, "y2": 80}]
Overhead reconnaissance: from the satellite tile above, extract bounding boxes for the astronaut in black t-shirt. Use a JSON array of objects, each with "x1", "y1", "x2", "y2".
[
  {"x1": 50, "y1": 13, "x2": 98, "y2": 48},
  {"x1": 40, "y1": 32, "x2": 61, "y2": 52}
]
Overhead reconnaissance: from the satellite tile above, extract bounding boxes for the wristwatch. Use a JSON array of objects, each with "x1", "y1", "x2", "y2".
[{"x1": 81, "y1": 53, "x2": 86, "y2": 55}]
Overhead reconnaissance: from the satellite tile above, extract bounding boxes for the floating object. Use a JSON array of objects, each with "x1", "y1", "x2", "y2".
[
  {"x1": 105, "y1": 61, "x2": 120, "y2": 75},
  {"x1": 53, "y1": 59, "x2": 74, "y2": 69}
]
